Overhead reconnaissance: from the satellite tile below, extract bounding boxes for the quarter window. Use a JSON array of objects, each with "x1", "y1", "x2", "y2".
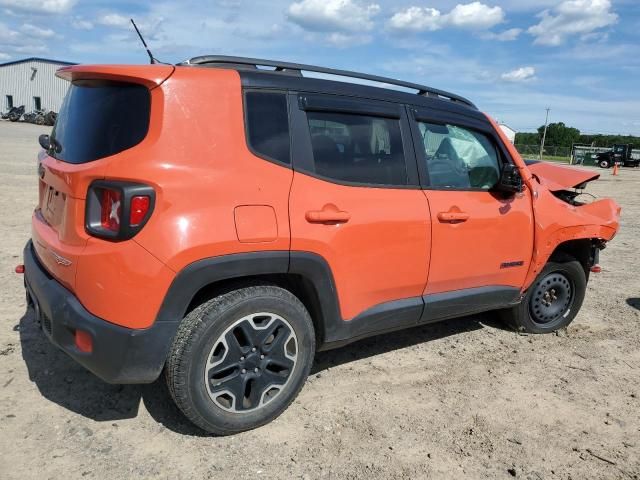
[
  {"x1": 245, "y1": 92, "x2": 290, "y2": 165},
  {"x1": 418, "y1": 122, "x2": 501, "y2": 189},
  {"x1": 306, "y1": 111, "x2": 407, "y2": 186}
]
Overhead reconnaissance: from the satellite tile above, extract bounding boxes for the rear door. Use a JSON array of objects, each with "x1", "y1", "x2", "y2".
[
  {"x1": 288, "y1": 93, "x2": 431, "y2": 323},
  {"x1": 409, "y1": 106, "x2": 533, "y2": 305}
]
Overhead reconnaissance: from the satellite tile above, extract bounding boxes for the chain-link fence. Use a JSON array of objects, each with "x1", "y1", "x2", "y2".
[{"x1": 514, "y1": 144, "x2": 571, "y2": 163}]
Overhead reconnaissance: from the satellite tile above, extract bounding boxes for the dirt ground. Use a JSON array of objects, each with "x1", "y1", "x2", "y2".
[{"x1": 0, "y1": 121, "x2": 638, "y2": 480}]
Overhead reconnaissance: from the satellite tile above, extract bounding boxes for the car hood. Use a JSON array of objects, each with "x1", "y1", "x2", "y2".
[{"x1": 525, "y1": 160, "x2": 600, "y2": 191}]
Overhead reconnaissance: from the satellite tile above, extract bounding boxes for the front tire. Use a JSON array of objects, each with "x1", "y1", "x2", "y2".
[
  {"x1": 500, "y1": 258, "x2": 586, "y2": 333},
  {"x1": 165, "y1": 285, "x2": 315, "y2": 435},
  {"x1": 599, "y1": 159, "x2": 610, "y2": 168}
]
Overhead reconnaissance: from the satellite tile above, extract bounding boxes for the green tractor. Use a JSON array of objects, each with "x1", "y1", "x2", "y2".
[{"x1": 595, "y1": 144, "x2": 639, "y2": 168}]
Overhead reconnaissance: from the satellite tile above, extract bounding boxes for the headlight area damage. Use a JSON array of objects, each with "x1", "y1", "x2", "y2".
[{"x1": 522, "y1": 160, "x2": 621, "y2": 289}]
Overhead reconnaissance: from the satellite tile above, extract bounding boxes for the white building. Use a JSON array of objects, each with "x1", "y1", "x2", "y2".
[
  {"x1": 0, "y1": 57, "x2": 75, "y2": 113},
  {"x1": 498, "y1": 123, "x2": 517, "y2": 144}
]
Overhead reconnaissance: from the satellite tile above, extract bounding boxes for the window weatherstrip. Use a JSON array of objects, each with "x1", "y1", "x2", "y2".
[{"x1": 299, "y1": 94, "x2": 401, "y2": 119}]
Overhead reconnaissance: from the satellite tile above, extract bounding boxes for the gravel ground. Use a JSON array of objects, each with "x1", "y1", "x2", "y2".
[{"x1": 1, "y1": 121, "x2": 639, "y2": 480}]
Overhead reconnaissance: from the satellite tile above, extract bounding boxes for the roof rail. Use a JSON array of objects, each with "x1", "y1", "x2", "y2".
[{"x1": 181, "y1": 55, "x2": 476, "y2": 108}]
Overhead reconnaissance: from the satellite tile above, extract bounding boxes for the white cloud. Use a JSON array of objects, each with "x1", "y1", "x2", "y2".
[
  {"x1": 21, "y1": 23, "x2": 56, "y2": 38},
  {"x1": 72, "y1": 17, "x2": 93, "y2": 30},
  {"x1": 528, "y1": 0, "x2": 618, "y2": 46},
  {"x1": 389, "y1": 2, "x2": 504, "y2": 33},
  {"x1": 0, "y1": 52, "x2": 10, "y2": 60},
  {"x1": 11, "y1": 44, "x2": 49, "y2": 54},
  {"x1": 98, "y1": 13, "x2": 131, "y2": 29},
  {"x1": 0, "y1": 22, "x2": 20, "y2": 44},
  {"x1": 483, "y1": 27, "x2": 522, "y2": 41},
  {"x1": 96, "y1": 13, "x2": 164, "y2": 39},
  {"x1": 326, "y1": 32, "x2": 372, "y2": 47},
  {"x1": 389, "y1": 7, "x2": 441, "y2": 32},
  {"x1": 501, "y1": 66, "x2": 536, "y2": 82},
  {"x1": 447, "y1": 2, "x2": 504, "y2": 29},
  {"x1": 287, "y1": 0, "x2": 380, "y2": 32},
  {"x1": 0, "y1": 0, "x2": 76, "y2": 14}
]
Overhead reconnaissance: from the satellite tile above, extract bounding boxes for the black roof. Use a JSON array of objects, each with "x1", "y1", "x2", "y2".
[
  {"x1": 181, "y1": 55, "x2": 478, "y2": 112},
  {"x1": 0, "y1": 57, "x2": 77, "y2": 67}
]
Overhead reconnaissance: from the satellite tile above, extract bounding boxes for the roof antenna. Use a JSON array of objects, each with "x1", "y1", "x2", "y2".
[{"x1": 130, "y1": 18, "x2": 156, "y2": 64}]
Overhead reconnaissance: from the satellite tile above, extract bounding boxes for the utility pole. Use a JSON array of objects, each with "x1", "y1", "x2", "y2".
[{"x1": 539, "y1": 107, "x2": 550, "y2": 160}]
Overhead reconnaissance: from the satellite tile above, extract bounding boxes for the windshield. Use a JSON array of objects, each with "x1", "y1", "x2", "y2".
[{"x1": 50, "y1": 80, "x2": 150, "y2": 164}]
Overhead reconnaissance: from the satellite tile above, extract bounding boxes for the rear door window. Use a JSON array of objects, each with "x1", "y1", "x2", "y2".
[
  {"x1": 306, "y1": 111, "x2": 408, "y2": 186},
  {"x1": 50, "y1": 80, "x2": 150, "y2": 164}
]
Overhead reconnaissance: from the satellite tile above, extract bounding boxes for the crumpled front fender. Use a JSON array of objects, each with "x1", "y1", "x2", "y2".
[{"x1": 522, "y1": 185, "x2": 621, "y2": 290}]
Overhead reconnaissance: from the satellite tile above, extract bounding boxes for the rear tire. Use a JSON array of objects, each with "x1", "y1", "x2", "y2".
[
  {"x1": 165, "y1": 285, "x2": 315, "y2": 435},
  {"x1": 500, "y1": 258, "x2": 586, "y2": 333}
]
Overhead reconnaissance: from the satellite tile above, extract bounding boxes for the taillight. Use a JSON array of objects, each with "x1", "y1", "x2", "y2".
[
  {"x1": 100, "y1": 188, "x2": 122, "y2": 232},
  {"x1": 86, "y1": 181, "x2": 155, "y2": 241},
  {"x1": 130, "y1": 195, "x2": 150, "y2": 226}
]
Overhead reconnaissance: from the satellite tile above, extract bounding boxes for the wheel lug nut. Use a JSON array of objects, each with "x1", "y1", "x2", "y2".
[
  {"x1": 252, "y1": 347, "x2": 256, "y2": 352},
  {"x1": 254, "y1": 367, "x2": 259, "y2": 373},
  {"x1": 240, "y1": 356, "x2": 245, "y2": 361},
  {"x1": 241, "y1": 369, "x2": 246, "y2": 374},
  {"x1": 260, "y1": 354, "x2": 264, "y2": 359}
]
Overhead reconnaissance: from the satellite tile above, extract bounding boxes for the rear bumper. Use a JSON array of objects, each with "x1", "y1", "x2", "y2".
[{"x1": 23, "y1": 240, "x2": 178, "y2": 384}]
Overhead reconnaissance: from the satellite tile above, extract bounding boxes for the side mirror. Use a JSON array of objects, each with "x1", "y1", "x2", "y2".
[
  {"x1": 497, "y1": 163, "x2": 523, "y2": 194},
  {"x1": 38, "y1": 134, "x2": 50, "y2": 150}
]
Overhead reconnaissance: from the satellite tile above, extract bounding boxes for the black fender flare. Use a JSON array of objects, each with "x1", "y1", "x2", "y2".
[{"x1": 154, "y1": 251, "x2": 344, "y2": 348}]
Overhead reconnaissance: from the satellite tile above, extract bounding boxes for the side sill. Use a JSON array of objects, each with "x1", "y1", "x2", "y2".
[{"x1": 319, "y1": 286, "x2": 521, "y2": 351}]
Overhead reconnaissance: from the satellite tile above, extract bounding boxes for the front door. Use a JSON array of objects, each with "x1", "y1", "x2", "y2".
[{"x1": 410, "y1": 112, "x2": 534, "y2": 298}]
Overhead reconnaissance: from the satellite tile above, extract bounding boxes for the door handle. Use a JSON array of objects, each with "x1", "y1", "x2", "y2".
[
  {"x1": 437, "y1": 210, "x2": 469, "y2": 222},
  {"x1": 305, "y1": 205, "x2": 351, "y2": 224}
]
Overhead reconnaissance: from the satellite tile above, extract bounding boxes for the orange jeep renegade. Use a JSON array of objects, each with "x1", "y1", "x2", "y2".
[{"x1": 22, "y1": 56, "x2": 620, "y2": 434}]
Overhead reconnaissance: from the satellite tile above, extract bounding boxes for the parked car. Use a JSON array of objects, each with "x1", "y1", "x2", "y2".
[
  {"x1": 44, "y1": 110, "x2": 57, "y2": 126},
  {"x1": 1, "y1": 105, "x2": 25, "y2": 122},
  {"x1": 21, "y1": 57, "x2": 621, "y2": 435},
  {"x1": 23, "y1": 109, "x2": 47, "y2": 125}
]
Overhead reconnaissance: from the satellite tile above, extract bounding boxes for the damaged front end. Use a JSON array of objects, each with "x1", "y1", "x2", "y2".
[{"x1": 520, "y1": 160, "x2": 621, "y2": 289}]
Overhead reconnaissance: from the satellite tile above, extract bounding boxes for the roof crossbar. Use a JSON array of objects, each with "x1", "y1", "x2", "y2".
[{"x1": 181, "y1": 55, "x2": 476, "y2": 108}]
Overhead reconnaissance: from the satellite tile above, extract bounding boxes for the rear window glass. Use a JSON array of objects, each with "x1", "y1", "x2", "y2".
[
  {"x1": 50, "y1": 80, "x2": 150, "y2": 164},
  {"x1": 245, "y1": 91, "x2": 290, "y2": 164}
]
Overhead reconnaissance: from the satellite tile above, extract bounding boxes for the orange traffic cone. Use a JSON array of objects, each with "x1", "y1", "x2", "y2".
[{"x1": 612, "y1": 163, "x2": 619, "y2": 176}]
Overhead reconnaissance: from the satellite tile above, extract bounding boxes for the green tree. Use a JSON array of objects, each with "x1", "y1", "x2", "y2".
[
  {"x1": 514, "y1": 132, "x2": 539, "y2": 145},
  {"x1": 537, "y1": 122, "x2": 580, "y2": 148}
]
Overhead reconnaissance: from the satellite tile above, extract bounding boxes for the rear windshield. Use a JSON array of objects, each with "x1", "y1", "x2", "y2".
[{"x1": 50, "y1": 80, "x2": 150, "y2": 164}]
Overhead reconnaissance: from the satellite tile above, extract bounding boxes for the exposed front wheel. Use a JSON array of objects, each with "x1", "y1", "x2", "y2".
[
  {"x1": 500, "y1": 258, "x2": 586, "y2": 333},
  {"x1": 599, "y1": 159, "x2": 610, "y2": 168},
  {"x1": 165, "y1": 285, "x2": 315, "y2": 435}
]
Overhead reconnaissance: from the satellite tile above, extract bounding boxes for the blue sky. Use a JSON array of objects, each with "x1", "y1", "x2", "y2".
[{"x1": 1, "y1": 0, "x2": 638, "y2": 135}]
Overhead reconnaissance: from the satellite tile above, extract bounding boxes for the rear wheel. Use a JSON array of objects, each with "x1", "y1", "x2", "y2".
[
  {"x1": 500, "y1": 258, "x2": 586, "y2": 333},
  {"x1": 165, "y1": 285, "x2": 315, "y2": 435}
]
